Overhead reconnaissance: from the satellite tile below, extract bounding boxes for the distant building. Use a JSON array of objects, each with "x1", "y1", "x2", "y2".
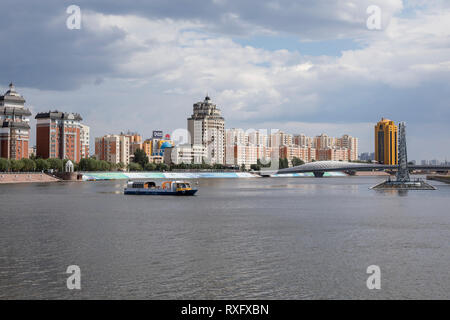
[
  {"x1": 35, "y1": 110, "x2": 84, "y2": 162},
  {"x1": 270, "y1": 131, "x2": 293, "y2": 147},
  {"x1": 142, "y1": 139, "x2": 153, "y2": 158},
  {"x1": 80, "y1": 124, "x2": 90, "y2": 159},
  {"x1": 336, "y1": 134, "x2": 359, "y2": 161},
  {"x1": 122, "y1": 132, "x2": 142, "y2": 160},
  {"x1": 375, "y1": 118, "x2": 398, "y2": 165},
  {"x1": 95, "y1": 134, "x2": 130, "y2": 166},
  {"x1": 316, "y1": 148, "x2": 349, "y2": 162},
  {"x1": 188, "y1": 95, "x2": 225, "y2": 164},
  {"x1": 28, "y1": 146, "x2": 36, "y2": 158},
  {"x1": 360, "y1": 152, "x2": 375, "y2": 161},
  {"x1": 280, "y1": 145, "x2": 316, "y2": 164},
  {"x1": 0, "y1": 83, "x2": 32, "y2": 160},
  {"x1": 164, "y1": 144, "x2": 206, "y2": 165},
  {"x1": 293, "y1": 134, "x2": 313, "y2": 148}
]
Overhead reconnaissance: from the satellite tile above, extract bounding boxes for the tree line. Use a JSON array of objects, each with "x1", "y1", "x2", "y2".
[{"x1": 0, "y1": 150, "x2": 308, "y2": 173}]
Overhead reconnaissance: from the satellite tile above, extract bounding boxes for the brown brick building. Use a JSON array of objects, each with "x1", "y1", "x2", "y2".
[
  {"x1": 35, "y1": 111, "x2": 86, "y2": 162},
  {"x1": 0, "y1": 83, "x2": 32, "y2": 160}
]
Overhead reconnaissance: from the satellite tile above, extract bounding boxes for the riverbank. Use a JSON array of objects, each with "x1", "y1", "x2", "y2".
[
  {"x1": 0, "y1": 173, "x2": 60, "y2": 184},
  {"x1": 427, "y1": 174, "x2": 450, "y2": 184},
  {"x1": 81, "y1": 171, "x2": 260, "y2": 180}
]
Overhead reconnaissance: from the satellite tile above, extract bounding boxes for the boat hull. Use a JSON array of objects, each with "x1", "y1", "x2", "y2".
[{"x1": 124, "y1": 188, "x2": 197, "y2": 196}]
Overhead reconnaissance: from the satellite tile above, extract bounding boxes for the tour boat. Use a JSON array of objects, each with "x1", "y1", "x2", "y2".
[{"x1": 124, "y1": 180, "x2": 197, "y2": 196}]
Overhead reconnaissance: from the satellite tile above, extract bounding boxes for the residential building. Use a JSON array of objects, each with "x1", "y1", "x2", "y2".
[
  {"x1": 164, "y1": 144, "x2": 206, "y2": 165},
  {"x1": 187, "y1": 95, "x2": 225, "y2": 164},
  {"x1": 225, "y1": 144, "x2": 258, "y2": 169},
  {"x1": 248, "y1": 130, "x2": 268, "y2": 147},
  {"x1": 95, "y1": 134, "x2": 130, "y2": 166},
  {"x1": 337, "y1": 134, "x2": 359, "y2": 161},
  {"x1": 0, "y1": 83, "x2": 32, "y2": 160},
  {"x1": 360, "y1": 152, "x2": 375, "y2": 161},
  {"x1": 269, "y1": 131, "x2": 292, "y2": 147},
  {"x1": 314, "y1": 133, "x2": 336, "y2": 150},
  {"x1": 35, "y1": 110, "x2": 83, "y2": 162},
  {"x1": 316, "y1": 148, "x2": 349, "y2": 162},
  {"x1": 280, "y1": 145, "x2": 316, "y2": 164},
  {"x1": 293, "y1": 134, "x2": 313, "y2": 148},
  {"x1": 80, "y1": 124, "x2": 90, "y2": 158},
  {"x1": 375, "y1": 118, "x2": 398, "y2": 165}
]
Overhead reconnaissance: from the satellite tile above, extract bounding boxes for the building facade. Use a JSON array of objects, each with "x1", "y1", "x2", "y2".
[
  {"x1": 95, "y1": 134, "x2": 130, "y2": 166},
  {"x1": 0, "y1": 83, "x2": 32, "y2": 160},
  {"x1": 80, "y1": 124, "x2": 90, "y2": 159},
  {"x1": 188, "y1": 95, "x2": 225, "y2": 164},
  {"x1": 164, "y1": 144, "x2": 206, "y2": 165},
  {"x1": 35, "y1": 111, "x2": 84, "y2": 162},
  {"x1": 375, "y1": 118, "x2": 398, "y2": 165}
]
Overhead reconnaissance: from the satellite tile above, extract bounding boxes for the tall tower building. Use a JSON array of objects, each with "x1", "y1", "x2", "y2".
[
  {"x1": 35, "y1": 111, "x2": 83, "y2": 162},
  {"x1": 0, "y1": 83, "x2": 32, "y2": 160},
  {"x1": 187, "y1": 95, "x2": 225, "y2": 164},
  {"x1": 375, "y1": 118, "x2": 398, "y2": 165}
]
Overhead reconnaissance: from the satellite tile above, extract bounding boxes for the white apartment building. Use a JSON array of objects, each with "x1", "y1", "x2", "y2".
[
  {"x1": 165, "y1": 144, "x2": 206, "y2": 165},
  {"x1": 187, "y1": 95, "x2": 225, "y2": 164},
  {"x1": 80, "y1": 124, "x2": 90, "y2": 158}
]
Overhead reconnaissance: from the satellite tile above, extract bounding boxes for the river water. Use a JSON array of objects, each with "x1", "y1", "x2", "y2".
[{"x1": 0, "y1": 176, "x2": 449, "y2": 299}]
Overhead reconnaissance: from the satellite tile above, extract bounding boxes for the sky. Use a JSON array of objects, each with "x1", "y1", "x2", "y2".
[{"x1": 1, "y1": 0, "x2": 449, "y2": 161}]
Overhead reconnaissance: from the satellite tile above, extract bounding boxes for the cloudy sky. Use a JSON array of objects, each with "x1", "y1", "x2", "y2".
[{"x1": 1, "y1": 0, "x2": 449, "y2": 161}]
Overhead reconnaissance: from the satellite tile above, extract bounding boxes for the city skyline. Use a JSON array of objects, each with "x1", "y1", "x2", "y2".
[
  {"x1": 2, "y1": 84, "x2": 444, "y2": 164},
  {"x1": 1, "y1": 1, "x2": 450, "y2": 161}
]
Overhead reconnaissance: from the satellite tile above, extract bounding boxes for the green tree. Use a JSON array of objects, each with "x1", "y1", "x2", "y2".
[
  {"x1": 117, "y1": 162, "x2": 125, "y2": 171},
  {"x1": 156, "y1": 163, "x2": 169, "y2": 171},
  {"x1": 279, "y1": 158, "x2": 289, "y2": 169},
  {"x1": 22, "y1": 158, "x2": 36, "y2": 171},
  {"x1": 128, "y1": 162, "x2": 143, "y2": 171},
  {"x1": 291, "y1": 157, "x2": 305, "y2": 167},
  {"x1": 133, "y1": 149, "x2": 149, "y2": 168},
  {"x1": 250, "y1": 164, "x2": 260, "y2": 171},
  {"x1": 240, "y1": 164, "x2": 246, "y2": 171},
  {"x1": 144, "y1": 162, "x2": 156, "y2": 171},
  {"x1": 10, "y1": 159, "x2": 25, "y2": 172},
  {"x1": 35, "y1": 158, "x2": 50, "y2": 171},
  {"x1": 0, "y1": 158, "x2": 10, "y2": 172},
  {"x1": 47, "y1": 158, "x2": 63, "y2": 171}
]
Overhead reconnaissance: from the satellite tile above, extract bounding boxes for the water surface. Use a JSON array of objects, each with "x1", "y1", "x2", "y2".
[{"x1": 0, "y1": 176, "x2": 449, "y2": 299}]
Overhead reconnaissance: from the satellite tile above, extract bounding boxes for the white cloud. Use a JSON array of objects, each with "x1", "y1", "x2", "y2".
[{"x1": 2, "y1": 0, "x2": 450, "y2": 160}]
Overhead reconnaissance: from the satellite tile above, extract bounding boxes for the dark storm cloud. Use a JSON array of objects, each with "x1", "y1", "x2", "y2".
[
  {"x1": 77, "y1": 0, "x2": 391, "y2": 37},
  {"x1": 0, "y1": 0, "x2": 141, "y2": 90},
  {"x1": 0, "y1": 0, "x2": 398, "y2": 90}
]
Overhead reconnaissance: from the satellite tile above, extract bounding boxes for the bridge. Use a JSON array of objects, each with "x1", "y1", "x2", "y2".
[{"x1": 259, "y1": 161, "x2": 450, "y2": 177}]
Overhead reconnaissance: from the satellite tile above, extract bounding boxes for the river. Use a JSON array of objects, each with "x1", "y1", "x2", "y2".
[{"x1": 0, "y1": 176, "x2": 449, "y2": 299}]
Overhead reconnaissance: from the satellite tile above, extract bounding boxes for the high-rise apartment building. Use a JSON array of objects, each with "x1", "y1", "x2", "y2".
[
  {"x1": 375, "y1": 118, "x2": 398, "y2": 165},
  {"x1": 337, "y1": 134, "x2": 359, "y2": 161},
  {"x1": 0, "y1": 83, "x2": 32, "y2": 160},
  {"x1": 35, "y1": 111, "x2": 84, "y2": 162},
  {"x1": 187, "y1": 95, "x2": 225, "y2": 164},
  {"x1": 95, "y1": 134, "x2": 130, "y2": 165},
  {"x1": 248, "y1": 130, "x2": 268, "y2": 147},
  {"x1": 293, "y1": 134, "x2": 313, "y2": 148},
  {"x1": 269, "y1": 131, "x2": 293, "y2": 147},
  {"x1": 80, "y1": 124, "x2": 90, "y2": 159}
]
